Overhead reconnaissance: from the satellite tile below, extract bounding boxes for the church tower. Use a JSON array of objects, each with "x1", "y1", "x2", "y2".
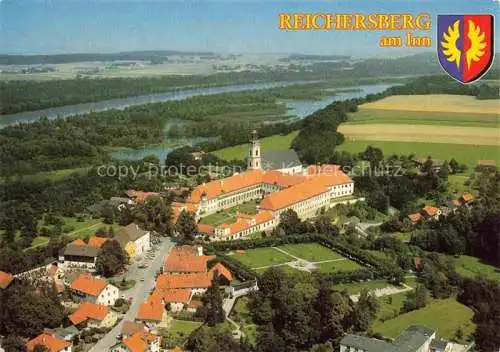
[{"x1": 248, "y1": 130, "x2": 261, "y2": 170}]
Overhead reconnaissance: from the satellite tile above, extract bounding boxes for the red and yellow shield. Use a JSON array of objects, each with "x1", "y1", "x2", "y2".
[{"x1": 437, "y1": 14, "x2": 494, "y2": 83}]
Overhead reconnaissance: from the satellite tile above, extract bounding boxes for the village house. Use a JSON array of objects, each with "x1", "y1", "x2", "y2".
[
  {"x1": 69, "y1": 273, "x2": 119, "y2": 306},
  {"x1": 124, "y1": 190, "x2": 161, "y2": 205},
  {"x1": 340, "y1": 325, "x2": 440, "y2": 352},
  {"x1": 69, "y1": 301, "x2": 117, "y2": 329},
  {"x1": 163, "y1": 245, "x2": 214, "y2": 274},
  {"x1": 58, "y1": 240, "x2": 100, "y2": 269},
  {"x1": 88, "y1": 235, "x2": 109, "y2": 248},
  {"x1": 460, "y1": 192, "x2": 475, "y2": 206},
  {"x1": 121, "y1": 321, "x2": 147, "y2": 338},
  {"x1": 150, "y1": 288, "x2": 192, "y2": 312},
  {"x1": 26, "y1": 331, "x2": 72, "y2": 352},
  {"x1": 414, "y1": 157, "x2": 443, "y2": 172},
  {"x1": 136, "y1": 298, "x2": 167, "y2": 327},
  {"x1": 110, "y1": 331, "x2": 161, "y2": 352},
  {"x1": 115, "y1": 223, "x2": 151, "y2": 258},
  {"x1": 421, "y1": 206, "x2": 441, "y2": 220},
  {"x1": 0, "y1": 270, "x2": 14, "y2": 290}
]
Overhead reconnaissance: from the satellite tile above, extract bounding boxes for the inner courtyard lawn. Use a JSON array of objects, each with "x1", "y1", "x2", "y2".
[
  {"x1": 372, "y1": 299, "x2": 475, "y2": 340},
  {"x1": 230, "y1": 247, "x2": 293, "y2": 268},
  {"x1": 277, "y1": 243, "x2": 344, "y2": 262},
  {"x1": 198, "y1": 200, "x2": 259, "y2": 226},
  {"x1": 316, "y1": 259, "x2": 362, "y2": 273}
]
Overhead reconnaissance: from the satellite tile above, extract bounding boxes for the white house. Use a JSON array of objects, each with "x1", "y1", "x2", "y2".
[
  {"x1": 58, "y1": 240, "x2": 100, "y2": 269},
  {"x1": 69, "y1": 274, "x2": 119, "y2": 306}
]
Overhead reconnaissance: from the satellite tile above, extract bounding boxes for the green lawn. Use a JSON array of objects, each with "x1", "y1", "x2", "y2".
[
  {"x1": 376, "y1": 292, "x2": 409, "y2": 321},
  {"x1": 346, "y1": 109, "x2": 500, "y2": 128},
  {"x1": 372, "y1": 299, "x2": 475, "y2": 340},
  {"x1": 229, "y1": 296, "x2": 257, "y2": 344},
  {"x1": 169, "y1": 319, "x2": 203, "y2": 337},
  {"x1": 199, "y1": 200, "x2": 259, "y2": 226},
  {"x1": 404, "y1": 276, "x2": 419, "y2": 288},
  {"x1": 0, "y1": 167, "x2": 90, "y2": 184},
  {"x1": 316, "y1": 259, "x2": 362, "y2": 273},
  {"x1": 453, "y1": 255, "x2": 500, "y2": 282},
  {"x1": 333, "y1": 279, "x2": 396, "y2": 295},
  {"x1": 277, "y1": 243, "x2": 344, "y2": 262},
  {"x1": 365, "y1": 250, "x2": 393, "y2": 261},
  {"x1": 337, "y1": 140, "x2": 500, "y2": 168},
  {"x1": 393, "y1": 232, "x2": 412, "y2": 242},
  {"x1": 448, "y1": 174, "x2": 472, "y2": 195},
  {"x1": 212, "y1": 131, "x2": 298, "y2": 160},
  {"x1": 230, "y1": 247, "x2": 293, "y2": 268}
]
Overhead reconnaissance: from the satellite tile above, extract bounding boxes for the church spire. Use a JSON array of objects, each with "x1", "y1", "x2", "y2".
[{"x1": 248, "y1": 130, "x2": 261, "y2": 170}]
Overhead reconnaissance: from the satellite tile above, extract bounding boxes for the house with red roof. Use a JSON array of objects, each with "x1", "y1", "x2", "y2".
[
  {"x1": 110, "y1": 331, "x2": 161, "y2": 352},
  {"x1": 26, "y1": 332, "x2": 72, "y2": 352},
  {"x1": 163, "y1": 245, "x2": 214, "y2": 274},
  {"x1": 421, "y1": 206, "x2": 441, "y2": 220},
  {"x1": 69, "y1": 274, "x2": 119, "y2": 306},
  {"x1": 69, "y1": 301, "x2": 117, "y2": 328},
  {"x1": 0, "y1": 270, "x2": 14, "y2": 290}
]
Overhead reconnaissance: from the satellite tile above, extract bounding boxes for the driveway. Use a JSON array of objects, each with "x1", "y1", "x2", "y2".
[{"x1": 89, "y1": 237, "x2": 174, "y2": 352}]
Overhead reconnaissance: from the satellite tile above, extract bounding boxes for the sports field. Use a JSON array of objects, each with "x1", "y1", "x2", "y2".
[
  {"x1": 372, "y1": 298, "x2": 475, "y2": 340},
  {"x1": 338, "y1": 124, "x2": 499, "y2": 146},
  {"x1": 212, "y1": 131, "x2": 298, "y2": 160},
  {"x1": 358, "y1": 94, "x2": 499, "y2": 114},
  {"x1": 336, "y1": 140, "x2": 500, "y2": 168}
]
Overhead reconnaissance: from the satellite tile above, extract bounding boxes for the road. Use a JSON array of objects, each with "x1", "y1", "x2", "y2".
[{"x1": 90, "y1": 237, "x2": 174, "y2": 352}]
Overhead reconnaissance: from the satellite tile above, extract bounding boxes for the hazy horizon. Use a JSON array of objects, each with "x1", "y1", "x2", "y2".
[{"x1": 1, "y1": 0, "x2": 498, "y2": 56}]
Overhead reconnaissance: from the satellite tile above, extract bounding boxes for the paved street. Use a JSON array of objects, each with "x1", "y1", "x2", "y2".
[{"x1": 90, "y1": 237, "x2": 174, "y2": 352}]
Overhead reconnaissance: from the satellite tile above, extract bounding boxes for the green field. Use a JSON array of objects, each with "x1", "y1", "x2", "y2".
[
  {"x1": 0, "y1": 167, "x2": 90, "y2": 184},
  {"x1": 372, "y1": 299, "x2": 475, "y2": 340},
  {"x1": 337, "y1": 140, "x2": 500, "y2": 168},
  {"x1": 333, "y1": 279, "x2": 395, "y2": 295},
  {"x1": 212, "y1": 131, "x2": 298, "y2": 160},
  {"x1": 277, "y1": 243, "x2": 344, "y2": 262},
  {"x1": 346, "y1": 109, "x2": 500, "y2": 128},
  {"x1": 376, "y1": 292, "x2": 409, "y2": 321},
  {"x1": 230, "y1": 247, "x2": 293, "y2": 268},
  {"x1": 199, "y1": 200, "x2": 259, "y2": 226},
  {"x1": 316, "y1": 259, "x2": 362, "y2": 273},
  {"x1": 448, "y1": 174, "x2": 473, "y2": 195},
  {"x1": 453, "y1": 255, "x2": 500, "y2": 282},
  {"x1": 169, "y1": 319, "x2": 203, "y2": 338}
]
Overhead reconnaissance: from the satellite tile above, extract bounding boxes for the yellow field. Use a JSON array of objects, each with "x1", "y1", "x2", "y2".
[
  {"x1": 359, "y1": 94, "x2": 500, "y2": 115},
  {"x1": 338, "y1": 124, "x2": 500, "y2": 146}
]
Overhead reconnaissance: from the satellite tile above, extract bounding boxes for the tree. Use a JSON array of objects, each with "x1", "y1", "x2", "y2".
[
  {"x1": 0, "y1": 282, "x2": 65, "y2": 338},
  {"x1": 438, "y1": 160, "x2": 449, "y2": 180},
  {"x1": 201, "y1": 273, "x2": 225, "y2": 326},
  {"x1": 95, "y1": 240, "x2": 128, "y2": 277},
  {"x1": 175, "y1": 210, "x2": 198, "y2": 241},
  {"x1": 353, "y1": 289, "x2": 378, "y2": 331},
  {"x1": 256, "y1": 323, "x2": 286, "y2": 352},
  {"x1": 2, "y1": 335, "x2": 27, "y2": 352},
  {"x1": 278, "y1": 209, "x2": 304, "y2": 235},
  {"x1": 361, "y1": 146, "x2": 384, "y2": 170},
  {"x1": 449, "y1": 158, "x2": 459, "y2": 174},
  {"x1": 132, "y1": 196, "x2": 173, "y2": 235},
  {"x1": 401, "y1": 284, "x2": 428, "y2": 313}
]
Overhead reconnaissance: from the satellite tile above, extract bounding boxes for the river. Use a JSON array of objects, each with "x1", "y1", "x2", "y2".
[
  {"x1": 108, "y1": 83, "x2": 394, "y2": 162},
  {"x1": 0, "y1": 80, "x2": 319, "y2": 128}
]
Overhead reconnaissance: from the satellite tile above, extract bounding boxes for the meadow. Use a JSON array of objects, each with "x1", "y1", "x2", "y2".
[
  {"x1": 336, "y1": 140, "x2": 500, "y2": 168},
  {"x1": 338, "y1": 124, "x2": 499, "y2": 146},
  {"x1": 372, "y1": 298, "x2": 475, "y2": 340},
  {"x1": 453, "y1": 255, "x2": 500, "y2": 282},
  {"x1": 345, "y1": 109, "x2": 499, "y2": 128},
  {"x1": 212, "y1": 131, "x2": 298, "y2": 160},
  {"x1": 358, "y1": 94, "x2": 499, "y2": 114}
]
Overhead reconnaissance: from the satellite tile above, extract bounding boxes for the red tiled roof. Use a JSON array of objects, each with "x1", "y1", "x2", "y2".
[
  {"x1": 422, "y1": 206, "x2": 439, "y2": 217},
  {"x1": 462, "y1": 193, "x2": 474, "y2": 202},
  {"x1": 197, "y1": 223, "x2": 215, "y2": 234},
  {"x1": 187, "y1": 169, "x2": 264, "y2": 203},
  {"x1": 477, "y1": 160, "x2": 496, "y2": 166},
  {"x1": 306, "y1": 164, "x2": 341, "y2": 175},
  {"x1": 123, "y1": 331, "x2": 158, "y2": 352},
  {"x1": 26, "y1": 333, "x2": 71, "y2": 352},
  {"x1": 133, "y1": 191, "x2": 160, "y2": 204},
  {"x1": 217, "y1": 210, "x2": 275, "y2": 237},
  {"x1": 163, "y1": 246, "x2": 214, "y2": 273},
  {"x1": 70, "y1": 239, "x2": 86, "y2": 246},
  {"x1": 0, "y1": 270, "x2": 14, "y2": 289},
  {"x1": 88, "y1": 236, "x2": 109, "y2": 248},
  {"x1": 151, "y1": 288, "x2": 192, "y2": 304},
  {"x1": 408, "y1": 213, "x2": 422, "y2": 223},
  {"x1": 122, "y1": 320, "x2": 146, "y2": 336},
  {"x1": 210, "y1": 263, "x2": 233, "y2": 282},
  {"x1": 69, "y1": 301, "x2": 109, "y2": 325},
  {"x1": 137, "y1": 299, "x2": 164, "y2": 322},
  {"x1": 261, "y1": 170, "x2": 305, "y2": 187},
  {"x1": 452, "y1": 199, "x2": 461, "y2": 206},
  {"x1": 70, "y1": 274, "x2": 108, "y2": 297},
  {"x1": 260, "y1": 179, "x2": 328, "y2": 211},
  {"x1": 156, "y1": 263, "x2": 232, "y2": 290}
]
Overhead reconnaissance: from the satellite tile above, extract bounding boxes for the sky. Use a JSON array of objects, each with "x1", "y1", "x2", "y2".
[{"x1": 0, "y1": 0, "x2": 498, "y2": 55}]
